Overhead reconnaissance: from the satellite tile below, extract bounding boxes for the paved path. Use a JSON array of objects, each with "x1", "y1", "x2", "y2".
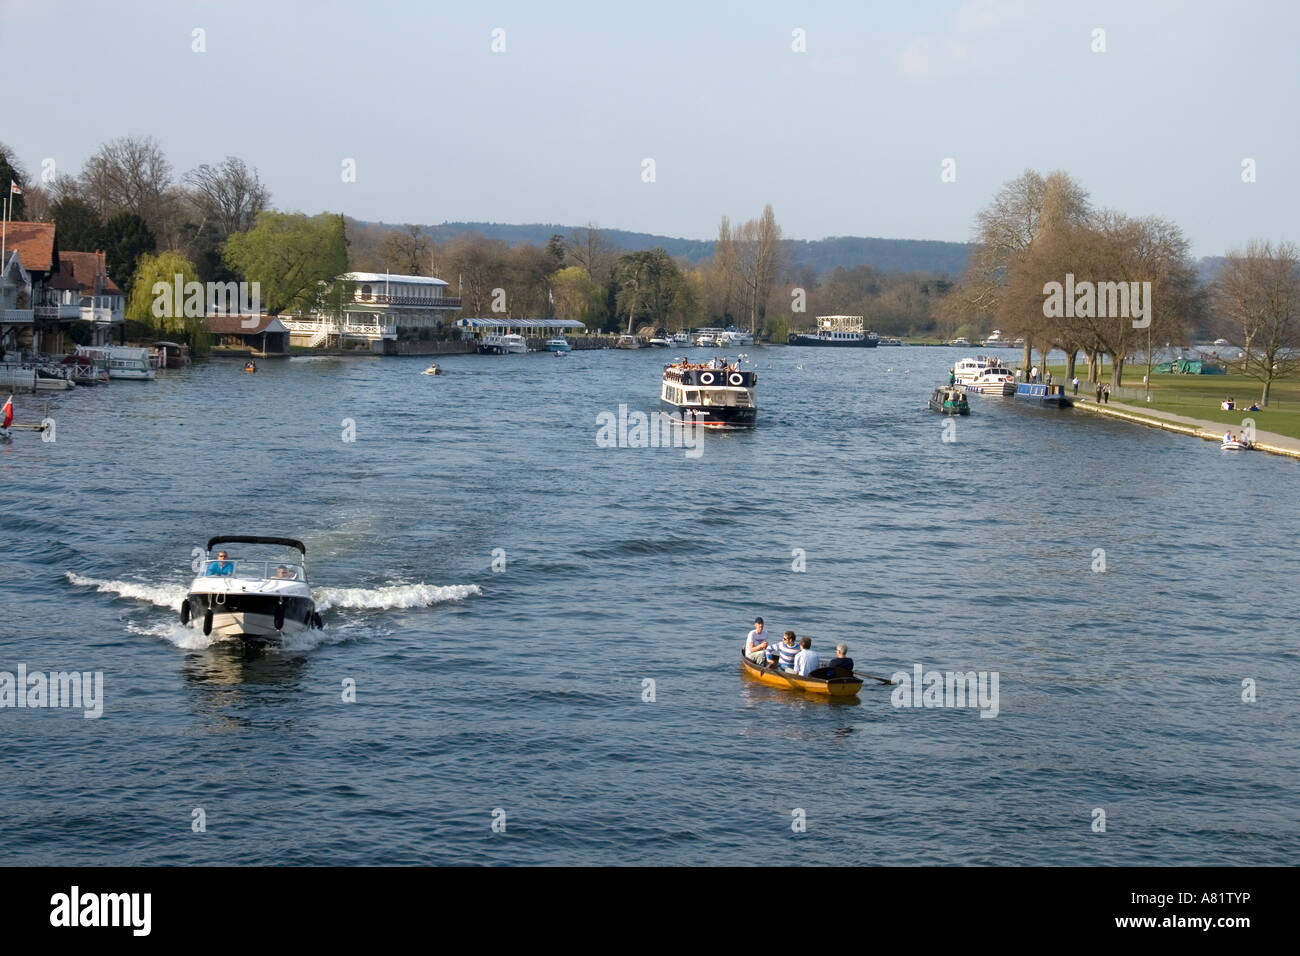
[{"x1": 1070, "y1": 395, "x2": 1300, "y2": 459}]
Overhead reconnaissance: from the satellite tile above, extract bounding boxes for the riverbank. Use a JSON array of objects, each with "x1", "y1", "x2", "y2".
[{"x1": 1071, "y1": 396, "x2": 1300, "y2": 460}]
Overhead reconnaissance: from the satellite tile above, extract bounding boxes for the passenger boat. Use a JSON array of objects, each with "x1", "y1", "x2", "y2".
[
  {"x1": 740, "y1": 653, "x2": 863, "y2": 697},
  {"x1": 954, "y1": 357, "x2": 1015, "y2": 395},
  {"x1": 929, "y1": 386, "x2": 969, "y2": 414},
  {"x1": 1015, "y1": 382, "x2": 1072, "y2": 407},
  {"x1": 480, "y1": 333, "x2": 528, "y2": 354},
  {"x1": 545, "y1": 337, "x2": 572, "y2": 352},
  {"x1": 421, "y1": 362, "x2": 442, "y2": 375},
  {"x1": 789, "y1": 315, "x2": 878, "y2": 348},
  {"x1": 76, "y1": 345, "x2": 157, "y2": 380},
  {"x1": 661, "y1": 359, "x2": 757, "y2": 428},
  {"x1": 182, "y1": 535, "x2": 322, "y2": 645}
]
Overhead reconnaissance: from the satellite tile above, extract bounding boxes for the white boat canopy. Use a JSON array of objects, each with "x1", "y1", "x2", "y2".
[{"x1": 455, "y1": 318, "x2": 586, "y2": 330}]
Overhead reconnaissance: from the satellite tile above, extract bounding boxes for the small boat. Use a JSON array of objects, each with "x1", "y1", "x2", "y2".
[
  {"x1": 740, "y1": 653, "x2": 863, "y2": 697},
  {"x1": 616, "y1": 334, "x2": 642, "y2": 350},
  {"x1": 647, "y1": 336, "x2": 673, "y2": 348},
  {"x1": 671, "y1": 332, "x2": 692, "y2": 346},
  {"x1": 244, "y1": 361, "x2": 257, "y2": 373},
  {"x1": 76, "y1": 345, "x2": 156, "y2": 380},
  {"x1": 480, "y1": 334, "x2": 528, "y2": 354},
  {"x1": 545, "y1": 337, "x2": 572, "y2": 353},
  {"x1": 421, "y1": 363, "x2": 442, "y2": 375},
  {"x1": 182, "y1": 535, "x2": 323, "y2": 645},
  {"x1": 1220, "y1": 439, "x2": 1251, "y2": 451},
  {"x1": 878, "y1": 336, "x2": 903, "y2": 346},
  {"x1": 929, "y1": 386, "x2": 969, "y2": 414}
]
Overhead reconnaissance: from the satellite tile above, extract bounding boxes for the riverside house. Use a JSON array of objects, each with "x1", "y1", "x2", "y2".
[{"x1": 279, "y1": 272, "x2": 463, "y2": 352}]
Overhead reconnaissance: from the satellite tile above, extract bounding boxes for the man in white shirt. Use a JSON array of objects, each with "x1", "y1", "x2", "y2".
[
  {"x1": 793, "y1": 636, "x2": 819, "y2": 676},
  {"x1": 744, "y1": 617, "x2": 770, "y2": 664}
]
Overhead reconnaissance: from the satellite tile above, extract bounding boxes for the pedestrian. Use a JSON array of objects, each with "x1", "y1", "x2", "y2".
[
  {"x1": 1045, "y1": 371, "x2": 1053, "y2": 386},
  {"x1": 1102, "y1": 385, "x2": 1111, "y2": 404},
  {"x1": 1095, "y1": 382, "x2": 1102, "y2": 402},
  {"x1": 1031, "y1": 365, "x2": 1039, "y2": 383},
  {"x1": 1071, "y1": 376, "x2": 1079, "y2": 395}
]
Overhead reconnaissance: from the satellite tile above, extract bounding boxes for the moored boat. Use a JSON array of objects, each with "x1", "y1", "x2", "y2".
[
  {"x1": 545, "y1": 337, "x2": 572, "y2": 352},
  {"x1": 740, "y1": 653, "x2": 863, "y2": 697},
  {"x1": 480, "y1": 333, "x2": 528, "y2": 354},
  {"x1": 1015, "y1": 382, "x2": 1072, "y2": 407},
  {"x1": 929, "y1": 386, "x2": 970, "y2": 414},
  {"x1": 616, "y1": 334, "x2": 642, "y2": 349},
  {"x1": 956, "y1": 358, "x2": 1016, "y2": 395},
  {"x1": 661, "y1": 359, "x2": 757, "y2": 428},
  {"x1": 789, "y1": 315, "x2": 878, "y2": 348},
  {"x1": 1220, "y1": 439, "x2": 1251, "y2": 451}
]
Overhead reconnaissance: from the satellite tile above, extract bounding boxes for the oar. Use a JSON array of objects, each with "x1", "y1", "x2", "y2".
[{"x1": 854, "y1": 671, "x2": 895, "y2": 685}]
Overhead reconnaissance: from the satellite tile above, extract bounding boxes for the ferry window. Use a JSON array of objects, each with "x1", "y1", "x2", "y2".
[{"x1": 686, "y1": 391, "x2": 698, "y2": 403}]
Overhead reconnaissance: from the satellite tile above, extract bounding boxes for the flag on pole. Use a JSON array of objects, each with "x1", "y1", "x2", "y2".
[
  {"x1": 2, "y1": 394, "x2": 13, "y2": 429},
  {"x1": 9, "y1": 182, "x2": 22, "y2": 196}
]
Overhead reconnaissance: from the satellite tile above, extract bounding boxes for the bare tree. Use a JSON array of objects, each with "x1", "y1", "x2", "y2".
[
  {"x1": 565, "y1": 222, "x2": 616, "y2": 285},
  {"x1": 184, "y1": 157, "x2": 270, "y2": 236},
  {"x1": 78, "y1": 136, "x2": 174, "y2": 234},
  {"x1": 1215, "y1": 240, "x2": 1300, "y2": 406},
  {"x1": 376, "y1": 224, "x2": 432, "y2": 276}
]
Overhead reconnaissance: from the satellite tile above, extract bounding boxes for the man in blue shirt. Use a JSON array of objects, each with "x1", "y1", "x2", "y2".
[
  {"x1": 826, "y1": 643, "x2": 854, "y2": 676},
  {"x1": 206, "y1": 550, "x2": 234, "y2": 575}
]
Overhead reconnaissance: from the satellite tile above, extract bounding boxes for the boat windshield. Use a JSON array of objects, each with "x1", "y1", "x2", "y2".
[{"x1": 204, "y1": 560, "x2": 304, "y2": 581}]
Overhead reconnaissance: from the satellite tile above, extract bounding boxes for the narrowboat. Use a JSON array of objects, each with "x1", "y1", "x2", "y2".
[{"x1": 929, "y1": 386, "x2": 970, "y2": 414}]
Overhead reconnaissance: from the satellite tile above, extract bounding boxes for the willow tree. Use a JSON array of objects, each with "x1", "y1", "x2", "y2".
[
  {"x1": 223, "y1": 211, "x2": 349, "y2": 315},
  {"x1": 126, "y1": 250, "x2": 210, "y2": 354}
]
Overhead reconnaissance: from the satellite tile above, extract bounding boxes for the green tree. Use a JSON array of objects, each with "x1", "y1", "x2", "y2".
[
  {"x1": 551, "y1": 266, "x2": 605, "y2": 325},
  {"x1": 613, "y1": 248, "x2": 685, "y2": 333},
  {"x1": 50, "y1": 196, "x2": 105, "y2": 251},
  {"x1": 0, "y1": 142, "x2": 28, "y2": 219},
  {"x1": 223, "y1": 211, "x2": 349, "y2": 315},
  {"x1": 103, "y1": 211, "x2": 157, "y2": 297},
  {"x1": 126, "y1": 250, "x2": 210, "y2": 355}
]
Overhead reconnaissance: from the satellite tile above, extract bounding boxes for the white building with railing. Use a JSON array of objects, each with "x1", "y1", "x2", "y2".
[{"x1": 280, "y1": 272, "x2": 462, "y2": 350}]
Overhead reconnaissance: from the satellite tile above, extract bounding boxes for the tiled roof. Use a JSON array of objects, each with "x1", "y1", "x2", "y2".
[
  {"x1": 58, "y1": 251, "x2": 123, "y2": 296},
  {"x1": 1, "y1": 221, "x2": 56, "y2": 272},
  {"x1": 204, "y1": 315, "x2": 287, "y2": 335}
]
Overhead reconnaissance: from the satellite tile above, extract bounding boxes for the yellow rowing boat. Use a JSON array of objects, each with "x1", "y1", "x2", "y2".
[{"x1": 739, "y1": 653, "x2": 864, "y2": 697}]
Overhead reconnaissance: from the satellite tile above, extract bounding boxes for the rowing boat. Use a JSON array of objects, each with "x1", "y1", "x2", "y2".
[{"x1": 739, "y1": 653, "x2": 863, "y2": 697}]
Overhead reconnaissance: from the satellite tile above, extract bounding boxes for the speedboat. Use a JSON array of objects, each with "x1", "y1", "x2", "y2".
[
  {"x1": 422, "y1": 362, "x2": 442, "y2": 375},
  {"x1": 1220, "y1": 439, "x2": 1251, "y2": 451},
  {"x1": 545, "y1": 337, "x2": 572, "y2": 352},
  {"x1": 647, "y1": 336, "x2": 673, "y2": 348},
  {"x1": 182, "y1": 535, "x2": 322, "y2": 644}
]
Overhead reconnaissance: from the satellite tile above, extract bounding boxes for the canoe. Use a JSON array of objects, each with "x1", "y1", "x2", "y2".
[{"x1": 739, "y1": 653, "x2": 863, "y2": 697}]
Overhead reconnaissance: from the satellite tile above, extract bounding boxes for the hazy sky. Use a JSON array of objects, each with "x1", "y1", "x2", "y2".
[{"x1": 3, "y1": 0, "x2": 1296, "y2": 256}]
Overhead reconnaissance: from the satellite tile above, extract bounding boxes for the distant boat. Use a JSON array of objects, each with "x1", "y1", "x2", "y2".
[
  {"x1": 789, "y1": 315, "x2": 878, "y2": 348},
  {"x1": 76, "y1": 345, "x2": 156, "y2": 380},
  {"x1": 481, "y1": 334, "x2": 527, "y2": 354},
  {"x1": 877, "y1": 336, "x2": 903, "y2": 346},
  {"x1": 421, "y1": 362, "x2": 442, "y2": 375},
  {"x1": 647, "y1": 336, "x2": 672, "y2": 348},
  {"x1": 545, "y1": 337, "x2": 572, "y2": 352},
  {"x1": 616, "y1": 335, "x2": 642, "y2": 350}
]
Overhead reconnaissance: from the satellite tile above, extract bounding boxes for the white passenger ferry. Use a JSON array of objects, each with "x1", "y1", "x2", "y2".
[{"x1": 660, "y1": 359, "x2": 757, "y2": 428}]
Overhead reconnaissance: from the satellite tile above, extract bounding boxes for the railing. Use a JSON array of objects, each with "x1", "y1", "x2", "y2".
[{"x1": 351, "y1": 293, "x2": 461, "y2": 308}]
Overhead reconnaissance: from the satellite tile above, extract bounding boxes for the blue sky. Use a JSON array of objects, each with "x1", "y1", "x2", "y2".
[{"x1": 2, "y1": 0, "x2": 1296, "y2": 256}]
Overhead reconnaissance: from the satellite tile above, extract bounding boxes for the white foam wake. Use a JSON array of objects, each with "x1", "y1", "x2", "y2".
[
  {"x1": 313, "y1": 583, "x2": 481, "y2": 611},
  {"x1": 66, "y1": 572, "x2": 186, "y2": 609}
]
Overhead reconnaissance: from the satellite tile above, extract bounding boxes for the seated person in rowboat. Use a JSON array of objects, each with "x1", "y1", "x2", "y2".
[
  {"x1": 776, "y1": 631, "x2": 800, "y2": 671},
  {"x1": 825, "y1": 643, "x2": 853, "y2": 676},
  {"x1": 793, "y1": 637, "x2": 820, "y2": 676},
  {"x1": 744, "y1": 616, "x2": 770, "y2": 664}
]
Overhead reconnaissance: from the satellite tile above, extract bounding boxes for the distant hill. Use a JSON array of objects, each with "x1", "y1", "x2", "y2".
[{"x1": 357, "y1": 220, "x2": 973, "y2": 277}]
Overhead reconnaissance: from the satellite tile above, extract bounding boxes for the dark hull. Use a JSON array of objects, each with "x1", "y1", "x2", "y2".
[
  {"x1": 788, "y1": 335, "x2": 878, "y2": 348},
  {"x1": 660, "y1": 399, "x2": 756, "y2": 428},
  {"x1": 185, "y1": 593, "x2": 316, "y2": 643},
  {"x1": 929, "y1": 399, "x2": 970, "y2": 414}
]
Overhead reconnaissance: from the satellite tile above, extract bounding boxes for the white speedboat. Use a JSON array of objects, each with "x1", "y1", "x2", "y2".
[
  {"x1": 545, "y1": 337, "x2": 572, "y2": 352},
  {"x1": 422, "y1": 363, "x2": 442, "y2": 375},
  {"x1": 671, "y1": 332, "x2": 692, "y2": 346},
  {"x1": 182, "y1": 535, "x2": 322, "y2": 645},
  {"x1": 647, "y1": 336, "x2": 672, "y2": 348},
  {"x1": 1220, "y1": 439, "x2": 1251, "y2": 451},
  {"x1": 716, "y1": 330, "x2": 754, "y2": 347}
]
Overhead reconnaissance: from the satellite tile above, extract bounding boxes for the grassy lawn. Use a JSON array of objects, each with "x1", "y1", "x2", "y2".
[{"x1": 1045, "y1": 361, "x2": 1300, "y2": 439}]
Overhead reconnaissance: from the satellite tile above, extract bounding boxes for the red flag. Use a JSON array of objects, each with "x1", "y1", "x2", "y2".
[
  {"x1": 2, "y1": 394, "x2": 12, "y2": 429},
  {"x1": 8, "y1": 182, "x2": 21, "y2": 196}
]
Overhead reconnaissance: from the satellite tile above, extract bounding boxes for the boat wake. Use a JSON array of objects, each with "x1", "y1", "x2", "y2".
[
  {"x1": 66, "y1": 573, "x2": 482, "y2": 649},
  {"x1": 313, "y1": 583, "x2": 481, "y2": 611}
]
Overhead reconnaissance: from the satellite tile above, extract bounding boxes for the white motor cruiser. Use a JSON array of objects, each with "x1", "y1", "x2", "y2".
[{"x1": 182, "y1": 536, "x2": 322, "y2": 644}]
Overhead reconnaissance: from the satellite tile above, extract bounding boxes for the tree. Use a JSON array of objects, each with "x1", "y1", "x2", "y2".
[
  {"x1": 1214, "y1": 241, "x2": 1300, "y2": 406},
  {"x1": 78, "y1": 136, "x2": 175, "y2": 239},
  {"x1": 550, "y1": 266, "x2": 604, "y2": 325},
  {"x1": 729, "y1": 205, "x2": 786, "y2": 335},
  {"x1": 223, "y1": 211, "x2": 349, "y2": 315},
  {"x1": 125, "y1": 250, "x2": 210, "y2": 355},
  {"x1": 184, "y1": 157, "x2": 270, "y2": 237},
  {"x1": 376, "y1": 224, "x2": 432, "y2": 276},
  {"x1": 50, "y1": 196, "x2": 105, "y2": 251},
  {"x1": 0, "y1": 142, "x2": 28, "y2": 219},
  {"x1": 613, "y1": 248, "x2": 686, "y2": 332},
  {"x1": 565, "y1": 223, "x2": 617, "y2": 285},
  {"x1": 444, "y1": 233, "x2": 509, "y2": 315},
  {"x1": 102, "y1": 212, "x2": 157, "y2": 297}
]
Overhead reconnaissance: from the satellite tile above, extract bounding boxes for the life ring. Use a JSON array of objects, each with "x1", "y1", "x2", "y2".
[
  {"x1": 202, "y1": 608, "x2": 213, "y2": 636},
  {"x1": 179, "y1": 600, "x2": 191, "y2": 625},
  {"x1": 700, "y1": 371, "x2": 716, "y2": 385},
  {"x1": 728, "y1": 372, "x2": 744, "y2": 386}
]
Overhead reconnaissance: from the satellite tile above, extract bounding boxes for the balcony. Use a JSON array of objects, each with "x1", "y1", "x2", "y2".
[
  {"x1": 1, "y1": 308, "x2": 34, "y2": 324},
  {"x1": 351, "y1": 294, "x2": 462, "y2": 309}
]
